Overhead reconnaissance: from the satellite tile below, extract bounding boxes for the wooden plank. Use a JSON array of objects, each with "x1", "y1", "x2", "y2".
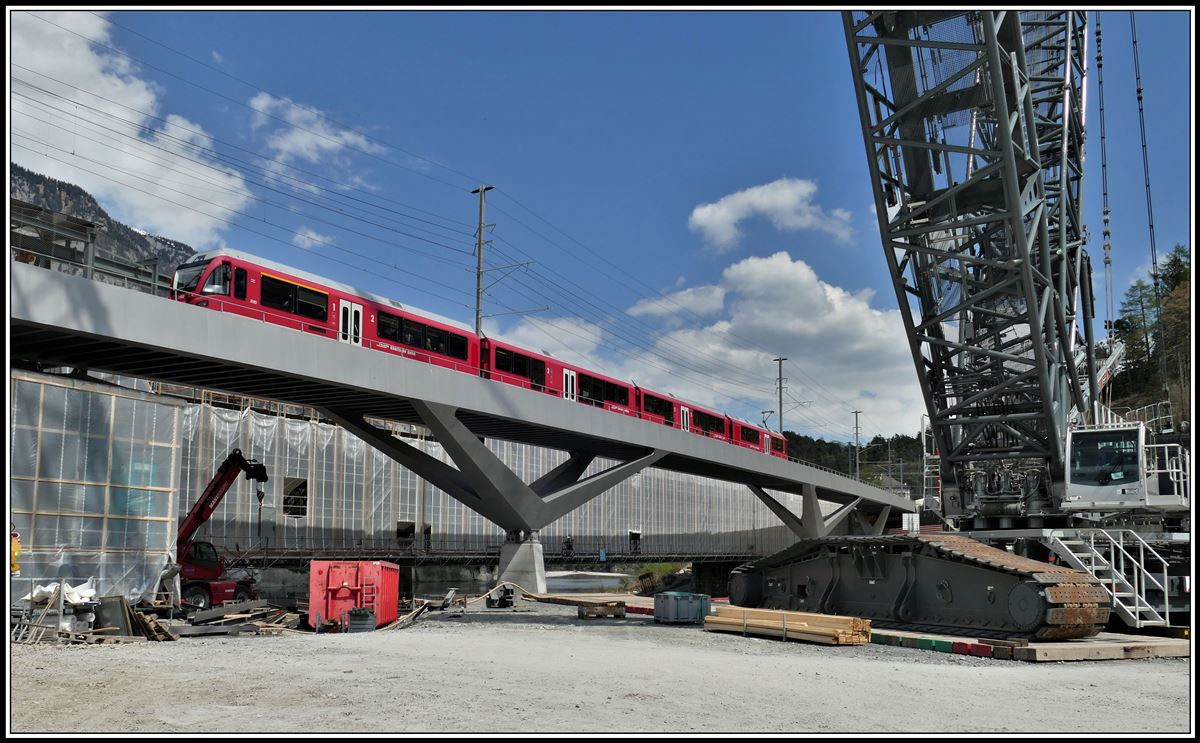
[
  {"x1": 171, "y1": 623, "x2": 257, "y2": 637},
  {"x1": 713, "y1": 605, "x2": 870, "y2": 632},
  {"x1": 704, "y1": 616, "x2": 866, "y2": 644},
  {"x1": 188, "y1": 599, "x2": 271, "y2": 624},
  {"x1": 1013, "y1": 639, "x2": 1190, "y2": 663},
  {"x1": 521, "y1": 593, "x2": 625, "y2": 609},
  {"x1": 704, "y1": 620, "x2": 867, "y2": 646},
  {"x1": 704, "y1": 616, "x2": 854, "y2": 639}
]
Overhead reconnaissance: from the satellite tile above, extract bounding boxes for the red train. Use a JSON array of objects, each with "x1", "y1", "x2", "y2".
[{"x1": 171, "y1": 249, "x2": 787, "y2": 459}]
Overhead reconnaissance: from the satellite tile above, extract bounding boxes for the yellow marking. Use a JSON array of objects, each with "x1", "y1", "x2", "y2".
[{"x1": 260, "y1": 271, "x2": 328, "y2": 296}]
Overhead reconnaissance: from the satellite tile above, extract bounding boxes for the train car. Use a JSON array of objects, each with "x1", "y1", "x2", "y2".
[
  {"x1": 729, "y1": 416, "x2": 772, "y2": 454},
  {"x1": 170, "y1": 249, "x2": 480, "y2": 373},
  {"x1": 480, "y1": 338, "x2": 638, "y2": 418},
  {"x1": 767, "y1": 432, "x2": 788, "y2": 460},
  {"x1": 173, "y1": 250, "x2": 788, "y2": 461},
  {"x1": 634, "y1": 387, "x2": 726, "y2": 441}
]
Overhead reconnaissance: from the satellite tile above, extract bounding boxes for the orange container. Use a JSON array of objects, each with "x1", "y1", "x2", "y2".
[{"x1": 308, "y1": 560, "x2": 400, "y2": 628}]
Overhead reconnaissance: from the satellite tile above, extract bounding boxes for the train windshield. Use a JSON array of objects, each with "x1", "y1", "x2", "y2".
[
  {"x1": 1069, "y1": 429, "x2": 1140, "y2": 487},
  {"x1": 173, "y1": 262, "x2": 207, "y2": 293}
]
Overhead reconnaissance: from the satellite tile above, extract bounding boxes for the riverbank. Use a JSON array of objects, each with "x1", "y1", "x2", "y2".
[{"x1": 9, "y1": 598, "x2": 1190, "y2": 734}]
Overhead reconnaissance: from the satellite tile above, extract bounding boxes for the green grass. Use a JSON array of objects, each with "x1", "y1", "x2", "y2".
[{"x1": 621, "y1": 562, "x2": 688, "y2": 590}]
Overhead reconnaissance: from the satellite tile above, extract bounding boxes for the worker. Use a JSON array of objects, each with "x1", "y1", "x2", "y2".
[
  {"x1": 562, "y1": 534, "x2": 574, "y2": 556},
  {"x1": 10, "y1": 524, "x2": 21, "y2": 577}
]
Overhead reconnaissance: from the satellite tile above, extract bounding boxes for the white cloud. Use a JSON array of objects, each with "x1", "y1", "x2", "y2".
[
  {"x1": 627, "y1": 284, "x2": 726, "y2": 318},
  {"x1": 248, "y1": 92, "x2": 387, "y2": 188},
  {"x1": 618, "y1": 252, "x2": 924, "y2": 437},
  {"x1": 211, "y1": 50, "x2": 224, "y2": 65},
  {"x1": 688, "y1": 177, "x2": 854, "y2": 251},
  {"x1": 494, "y1": 252, "x2": 923, "y2": 438},
  {"x1": 293, "y1": 227, "x2": 332, "y2": 250},
  {"x1": 10, "y1": 11, "x2": 253, "y2": 248}
]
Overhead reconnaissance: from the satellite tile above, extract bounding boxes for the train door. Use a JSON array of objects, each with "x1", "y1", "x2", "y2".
[
  {"x1": 681, "y1": 406, "x2": 691, "y2": 432},
  {"x1": 339, "y1": 300, "x2": 363, "y2": 346},
  {"x1": 563, "y1": 369, "x2": 577, "y2": 401}
]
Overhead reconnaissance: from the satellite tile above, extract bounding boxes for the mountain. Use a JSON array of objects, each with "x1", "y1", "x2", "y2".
[{"x1": 10, "y1": 162, "x2": 196, "y2": 273}]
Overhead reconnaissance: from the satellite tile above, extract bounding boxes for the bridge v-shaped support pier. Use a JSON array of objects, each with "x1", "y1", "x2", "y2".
[
  {"x1": 322, "y1": 403, "x2": 666, "y2": 593},
  {"x1": 748, "y1": 484, "x2": 862, "y2": 539}
]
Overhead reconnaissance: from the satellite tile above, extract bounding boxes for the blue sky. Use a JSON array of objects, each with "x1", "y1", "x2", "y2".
[{"x1": 9, "y1": 9, "x2": 1193, "y2": 443}]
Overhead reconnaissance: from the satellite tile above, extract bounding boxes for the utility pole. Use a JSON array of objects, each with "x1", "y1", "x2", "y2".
[
  {"x1": 471, "y1": 185, "x2": 494, "y2": 337},
  {"x1": 773, "y1": 357, "x2": 787, "y2": 434},
  {"x1": 852, "y1": 410, "x2": 863, "y2": 479}
]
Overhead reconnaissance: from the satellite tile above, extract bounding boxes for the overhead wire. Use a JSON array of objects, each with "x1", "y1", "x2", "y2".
[
  {"x1": 11, "y1": 66, "x2": 479, "y2": 241},
  {"x1": 17, "y1": 12, "x2": 890, "y2": 434},
  {"x1": 11, "y1": 139, "x2": 477, "y2": 310},
  {"x1": 10, "y1": 94, "x2": 477, "y2": 265},
  {"x1": 22, "y1": 10, "x2": 475, "y2": 193}
]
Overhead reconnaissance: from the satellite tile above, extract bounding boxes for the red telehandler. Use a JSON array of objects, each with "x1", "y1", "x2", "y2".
[{"x1": 172, "y1": 448, "x2": 269, "y2": 610}]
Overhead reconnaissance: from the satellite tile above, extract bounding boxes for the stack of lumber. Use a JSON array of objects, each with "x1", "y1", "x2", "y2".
[
  {"x1": 175, "y1": 599, "x2": 292, "y2": 637},
  {"x1": 704, "y1": 606, "x2": 870, "y2": 645}
]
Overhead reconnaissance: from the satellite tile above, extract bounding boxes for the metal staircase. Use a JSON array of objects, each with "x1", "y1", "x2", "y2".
[{"x1": 1046, "y1": 529, "x2": 1171, "y2": 628}]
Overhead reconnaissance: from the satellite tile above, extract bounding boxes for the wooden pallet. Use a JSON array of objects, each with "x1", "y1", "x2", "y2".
[{"x1": 578, "y1": 604, "x2": 626, "y2": 619}]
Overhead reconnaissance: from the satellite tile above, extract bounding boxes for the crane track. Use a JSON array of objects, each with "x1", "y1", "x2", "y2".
[{"x1": 736, "y1": 533, "x2": 1110, "y2": 640}]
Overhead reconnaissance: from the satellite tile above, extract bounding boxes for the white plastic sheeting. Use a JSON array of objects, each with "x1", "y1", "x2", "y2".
[
  {"x1": 180, "y1": 403, "x2": 803, "y2": 557},
  {"x1": 10, "y1": 370, "x2": 182, "y2": 602}
]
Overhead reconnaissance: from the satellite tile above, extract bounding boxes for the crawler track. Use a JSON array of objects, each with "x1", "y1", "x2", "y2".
[{"x1": 730, "y1": 534, "x2": 1110, "y2": 640}]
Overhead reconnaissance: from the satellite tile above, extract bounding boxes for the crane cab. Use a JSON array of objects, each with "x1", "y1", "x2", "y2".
[{"x1": 1063, "y1": 422, "x2": 1190, "y2": 512}]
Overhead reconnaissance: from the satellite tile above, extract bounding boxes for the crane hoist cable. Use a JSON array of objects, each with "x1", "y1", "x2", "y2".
[
  {"x1": 1130, "y1": 11, "x2": 1169, "y2": 393},
  {"x1": 1096, "y1": 13, "x2": 1115, "y2": 408}
]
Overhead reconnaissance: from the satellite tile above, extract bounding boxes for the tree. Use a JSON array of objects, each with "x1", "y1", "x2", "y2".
[
  {"x1": 1117, "y1": 278, "x2": 1158, "y2": 372},
  {"x1": 1159, "y1": 243, "x2": 1190, "y2": 294}
]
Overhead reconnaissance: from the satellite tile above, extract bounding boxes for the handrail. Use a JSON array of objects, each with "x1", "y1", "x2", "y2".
[{"x1": 1064, "y1": 528, "x2": 1171, "y2": 628}]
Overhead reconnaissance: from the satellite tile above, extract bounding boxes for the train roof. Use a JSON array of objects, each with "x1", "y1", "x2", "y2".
[{"x1": 182, "y1": 248, "x2": 475, "y2": 334}]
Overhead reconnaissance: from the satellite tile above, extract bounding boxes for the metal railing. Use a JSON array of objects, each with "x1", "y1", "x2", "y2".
[
  {"x1": 1049, "y1": 529, "x2": 1171, "y2": 627},
  {"x1": 1144, "y1": 443, "x2": 1191, "y2": 503}
]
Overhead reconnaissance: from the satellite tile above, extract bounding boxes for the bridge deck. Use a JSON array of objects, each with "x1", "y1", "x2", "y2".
[{"x1": 10, "y1": 262, "x2": 913, "y2": 512}]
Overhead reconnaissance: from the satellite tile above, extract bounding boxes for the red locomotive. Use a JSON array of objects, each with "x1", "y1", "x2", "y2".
[{"x1": 172, "y1": 249, "x2": 787, "y2": 459}]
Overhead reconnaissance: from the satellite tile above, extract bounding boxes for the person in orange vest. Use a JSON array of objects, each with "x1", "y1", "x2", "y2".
[{"x1": 10, "y1": 524, "x2": 22, "y2": 578}]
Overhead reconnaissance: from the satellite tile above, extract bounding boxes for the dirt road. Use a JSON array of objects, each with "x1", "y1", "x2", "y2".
[{"x1": 9, "y1": 602, "x2": 1190, "y2": 734}]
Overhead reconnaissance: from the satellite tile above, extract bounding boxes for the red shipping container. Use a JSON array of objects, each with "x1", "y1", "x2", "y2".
[{"x1": 308, "y1": 560, "x2": 400, "y2": 628}]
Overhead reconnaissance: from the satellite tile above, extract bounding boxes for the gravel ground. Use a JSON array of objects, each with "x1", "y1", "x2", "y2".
[{"x1": 8, "y1": 600, "x2": 1192, "y2": 734}]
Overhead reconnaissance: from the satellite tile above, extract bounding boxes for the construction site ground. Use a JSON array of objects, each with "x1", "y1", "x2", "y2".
[{"x1": 9, "y1": 597, "x2": 1191, "y2": 734}]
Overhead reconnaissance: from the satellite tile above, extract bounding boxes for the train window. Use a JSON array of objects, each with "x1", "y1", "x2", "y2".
[
  {"x1": 643, "y1": 394, "x2": 674, "y2": 424},
  {"x1": 771, "y1": 437, "x2": 784, "y2": 452},
  {"x1": 233, "y1": 268, "x2": 247, "y2": 300},
  {"x1": 530, "y1": 359, "x2": 546, "y2": 389},
  {"x1": 740, "y1": 426, "x2": 760, "y2": 445},
  {"x1": 295, "y1": 285, "x2": 328, "y2": 322},
  {"x1": 448, "y1": 333, "x2": 468, "y2": 361},
  {"x1": 260, "y1": 275, "x2": 294, "y2": 313},
  {"x1": 173, "y1": 262, "x2": 206, "y2": 293},
  {"x1": 578, "y1": 374, "x2": 599, "y2": 406},
  {"x1": 511, "y1": 352, "x2": 529, "y2": 378},
  {"x1": 378, "y1": 311, "x2": 402, "y2": 342},
  {"x1": 402, "y1": 318, "x2": 426, "y2": 348},
  {"x1": 606, "y1": 382, "x2": 628, "y2": 406},
  {"x1": 692, "y1": 410, "x2": 725, "y2": 435},
  {"x1": 495, "y1": 348, "x2": 513, "y2": 373},
  {"x1": 201, "y1": 263, "x2": 231, "y2": 295},
  {"x1": 426, "y1": 327, "x2": 449, "y2": 356}
]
